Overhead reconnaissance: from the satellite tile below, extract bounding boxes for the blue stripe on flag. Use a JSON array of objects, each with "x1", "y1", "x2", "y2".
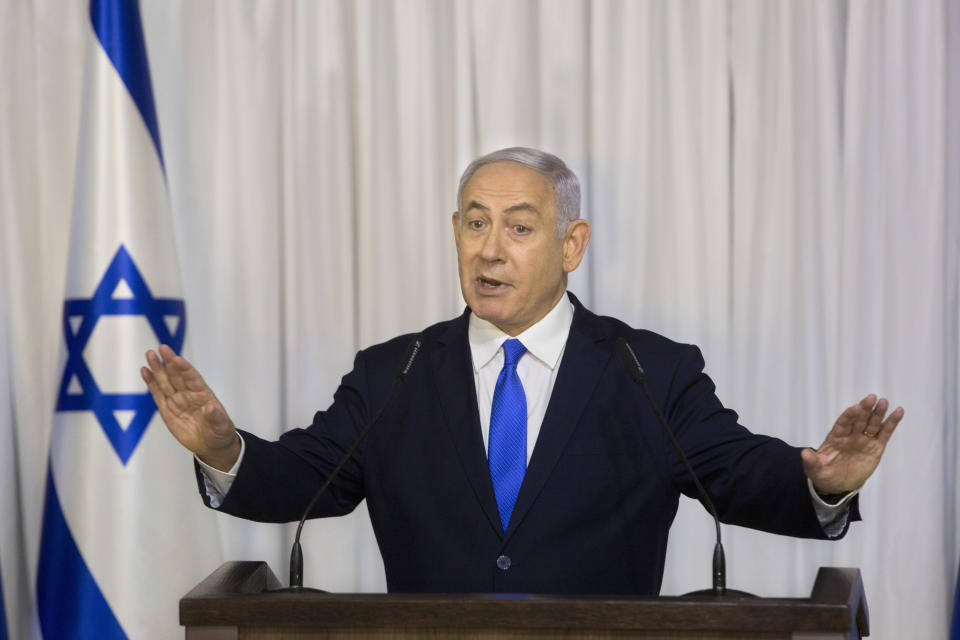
[
  {"x1": 37, "y1": 466, "x2": 127, "y2": 640},
  {"x1": 0, "y1": 559, "x2": 7, "y2": 640},
  {"x1": 952, "y1": 559, "x2": 960, "y2": 640},
  {"x1": 89, "y1": 0, "x2": 164, "y2": 168}
]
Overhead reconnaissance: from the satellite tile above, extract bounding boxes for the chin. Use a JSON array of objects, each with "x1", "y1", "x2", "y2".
[
  {"x1": 469, "y1": 301, "x2": 514, "y2": 327},
  {"x1": 469, "y1": 301, "x2": 503, "y2": 321}
]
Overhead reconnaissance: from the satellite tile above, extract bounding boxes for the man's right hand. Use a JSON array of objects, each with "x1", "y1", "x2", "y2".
[{"x1": 141, "y1": 344, "x2": 241, "y2": 471}]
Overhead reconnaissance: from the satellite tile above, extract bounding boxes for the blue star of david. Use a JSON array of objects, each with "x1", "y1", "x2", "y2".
[{"x1": 56, "y1": 244, "x2": 186, "y2": 465}]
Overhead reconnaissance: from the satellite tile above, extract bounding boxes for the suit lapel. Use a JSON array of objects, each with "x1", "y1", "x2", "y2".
[
  {"x1": 503, "y1": 296, "x2": 613, "y2": 542},
  {"x1": 430, "y1": 312, "x2": 504, "y2": 538}
]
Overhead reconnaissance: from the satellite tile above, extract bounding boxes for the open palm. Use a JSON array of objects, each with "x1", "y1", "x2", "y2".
[
  {"x1": 141, "y1": 344, "x2": 240, "y2": 470},
  {"x1": 801, "y1": 394, "x2": 904, "y2": 495}
]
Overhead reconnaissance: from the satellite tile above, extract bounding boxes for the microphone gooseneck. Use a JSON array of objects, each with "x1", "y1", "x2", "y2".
[
  {"x1": 616, "y1": 337, "x2": 746, "y2": 598},
  {"x1": 286, "y1": 334, "x2": 424, "y2": 591}
]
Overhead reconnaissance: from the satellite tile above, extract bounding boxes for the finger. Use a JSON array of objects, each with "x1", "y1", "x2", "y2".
[
  {"x1": 157, "y1": 344, "x2": 191, "y2": 390},
  {"x1": 140, "y1": 366, "x2": 159, "y2": 398},
  {"x1": 875, "y1": 406, "x2": 904, "y2": 445},
  {"x1": 145, "y1": 349, "x2": 176, "y2": 397},
  {"x1": 862, "y1": 397, "x2": 889, "y2": 438},
  {"x1": 832, "y1": 394, "x2": 876, "y2": 436},
  {"x1": 141, "y1": 366, "x2": 171, "y2": 415},
  {"x1": 852, "y1": 394, "x2": 878, "y2": 431},
  {"x1": 832, "y1": 406, "x2": 857, "y2": 436},
  {"x1": 180, "y1": 360, "x2": 212, "y2": 393},
  {"x1": 158, "y1": 344, "x2": 211, "y2": 393}
]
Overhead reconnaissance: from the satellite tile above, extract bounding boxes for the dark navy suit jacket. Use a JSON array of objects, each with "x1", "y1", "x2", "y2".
[{"x1": 200, "y1": 293, "x2": 857, "y2": 594}]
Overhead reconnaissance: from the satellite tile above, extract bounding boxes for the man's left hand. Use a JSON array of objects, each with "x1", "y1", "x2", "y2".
[{"x1": 801, "y1": 394, "x2": 904, "y2": 495}]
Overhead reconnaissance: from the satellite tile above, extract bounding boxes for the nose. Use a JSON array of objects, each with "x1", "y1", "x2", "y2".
[{"x1": 479, "y1": 226, "x2": 505, "y2": 261}]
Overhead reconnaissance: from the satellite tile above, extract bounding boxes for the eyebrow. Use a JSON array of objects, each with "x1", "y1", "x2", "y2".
[{"x1": 464, "y1": 200, "x2": 541, "y2": 215}]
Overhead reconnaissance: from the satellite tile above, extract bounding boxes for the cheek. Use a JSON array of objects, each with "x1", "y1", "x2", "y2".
[
  {"x1": 516, "y1": 251, "x2": 558, "y2": 295},
  {"x1": 535, "y1": 247, "x2": 565, "y2": 279},
  {"x1": 456, "y1": 243, "x2": 476, "y2": 267}
]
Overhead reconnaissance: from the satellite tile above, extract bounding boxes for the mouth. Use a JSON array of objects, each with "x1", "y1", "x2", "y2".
[{"x1": 475, "y1": 276, "x2": 511, "y2": 291}]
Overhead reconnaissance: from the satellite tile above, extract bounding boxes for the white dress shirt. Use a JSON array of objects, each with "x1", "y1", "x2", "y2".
[
  {"x1": 198, "y1": 292, "x2": 853, "y2": 534},
  {"x1": 468, "y1": 294, "x2": 573, "y2": 463}
]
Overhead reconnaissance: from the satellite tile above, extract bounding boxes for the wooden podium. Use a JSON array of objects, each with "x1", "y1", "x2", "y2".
[{"x1": 180, "y1": 562, "x2": 869, "y2": 640}]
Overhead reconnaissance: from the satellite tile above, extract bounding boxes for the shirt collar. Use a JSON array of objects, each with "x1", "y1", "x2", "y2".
[{"x1": 468, "y1": 293, "x2": 574, "y2": 372}]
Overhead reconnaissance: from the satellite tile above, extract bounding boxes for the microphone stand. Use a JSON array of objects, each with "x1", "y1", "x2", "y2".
[
  {"x1": 273, "y1": 335, "x2": 423, "y2": 592},
  {"x1": 616, "y1": 338, "x2": 755, "y2": 599}
]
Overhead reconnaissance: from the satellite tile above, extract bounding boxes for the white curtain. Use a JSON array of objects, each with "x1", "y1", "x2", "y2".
[{"x1": 1, "y1": 1, "x2": 956, "y2": 638}]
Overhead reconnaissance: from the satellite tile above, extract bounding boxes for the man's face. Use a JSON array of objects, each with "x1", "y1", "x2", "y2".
[{"x1": 453, "y1": 161, "x2": 589, "y2": 336}]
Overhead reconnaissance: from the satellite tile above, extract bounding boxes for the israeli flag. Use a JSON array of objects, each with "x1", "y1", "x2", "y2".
[{"x1": 36, "y1": 1, "x2": 221, "y2": 638}]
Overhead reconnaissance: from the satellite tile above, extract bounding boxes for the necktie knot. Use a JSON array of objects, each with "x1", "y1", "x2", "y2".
[{"x1": 502, "y1": 338, "x2": 526, "y2": 367}]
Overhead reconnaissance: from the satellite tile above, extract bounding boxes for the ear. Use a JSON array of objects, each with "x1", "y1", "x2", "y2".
[
  {"x1": 451, "y1": 211, "x2": 461, "y2": 245},
  {"x1": 561, "y1": 219, "x2": 591, "y2": 273}
]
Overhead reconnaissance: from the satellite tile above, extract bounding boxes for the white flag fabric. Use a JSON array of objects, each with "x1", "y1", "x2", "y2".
[{"x1": 36, "y1": 0, "x2": 221, "y2": 637}]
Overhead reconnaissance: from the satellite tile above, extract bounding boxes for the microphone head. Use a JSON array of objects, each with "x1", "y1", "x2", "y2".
[{"x1": 615, "y1": 337, "x2": 646, "y2": 385}]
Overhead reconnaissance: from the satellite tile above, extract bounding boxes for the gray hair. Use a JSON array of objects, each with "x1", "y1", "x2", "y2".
[{"x1": 456, "y1": 147, "x2": 581, "y2": 236}]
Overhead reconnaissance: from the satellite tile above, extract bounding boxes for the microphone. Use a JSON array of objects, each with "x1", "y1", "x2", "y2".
[
  {"x1": 615, "y1": 337, "x2": 753, "y2": 598},
  {"x1": 285, "y1": 333, "x2": 424, "y2": 591}
]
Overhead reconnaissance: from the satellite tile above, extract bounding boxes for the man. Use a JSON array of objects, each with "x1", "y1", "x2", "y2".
[{"x1": 142, "y1": 147, "x2": 903, "y2": 594}]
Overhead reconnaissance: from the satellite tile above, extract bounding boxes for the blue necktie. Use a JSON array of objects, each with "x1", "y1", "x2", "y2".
[{"x1": 488, "y1": 338, "x2": 527, "y2": 531}]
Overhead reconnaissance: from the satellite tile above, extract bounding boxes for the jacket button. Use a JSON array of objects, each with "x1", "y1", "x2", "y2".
[{"x1": 496, "y1": 554, "x2": 511, "y2": 571}]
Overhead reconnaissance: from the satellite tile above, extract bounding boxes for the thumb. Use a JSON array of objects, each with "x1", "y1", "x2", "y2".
[
  {"x1": 202, "y1": 401, "x2": 233, "y2": 431},
  {"x1": 800, "y1": 447, "x2": 820, "y2": 478}
]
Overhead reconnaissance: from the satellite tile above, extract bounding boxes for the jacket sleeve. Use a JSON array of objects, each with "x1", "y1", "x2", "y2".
[
  {"x1": 195, "y1": 349, "x2": 377, "y2": 523},
  {"x1": 659, "y1": 343, "x2": 860, "y2": 539}
]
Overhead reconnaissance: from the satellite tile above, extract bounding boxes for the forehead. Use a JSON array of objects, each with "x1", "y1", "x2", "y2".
[{"x1": 461, "y1": 161, "x2": 555, "y2": 212}]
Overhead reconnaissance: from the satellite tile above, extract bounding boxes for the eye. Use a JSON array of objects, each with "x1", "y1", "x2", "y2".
[
  {"x1": 513, "y1": 224, "x2": 529, "y2": 234},
  {"x1": 468, "y1": 219, "x2": 485, "y2": 230}
]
